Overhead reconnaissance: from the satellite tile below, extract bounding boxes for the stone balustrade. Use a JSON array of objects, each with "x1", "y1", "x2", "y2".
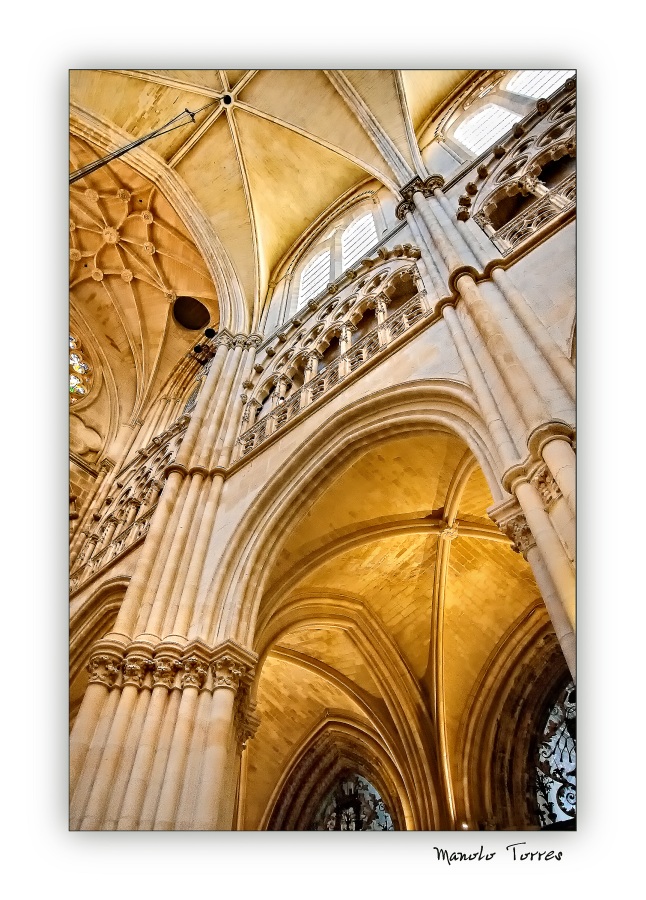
[{"x1": 238, "y1": 292, "x2": 429, "y2": 457}]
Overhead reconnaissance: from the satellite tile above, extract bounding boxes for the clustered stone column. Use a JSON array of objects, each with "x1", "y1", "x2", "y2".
[
  {"x1": 396, "y1": 175, "x2": 576, "y2": 675},
  {"x1": 70, "y1": 640, "x2": 257, "y2": 830},
  {"x1": 70, "y1": 329, "x2": 264, "y2": 830}
]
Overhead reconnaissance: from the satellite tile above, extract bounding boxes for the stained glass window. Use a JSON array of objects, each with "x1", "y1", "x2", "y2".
[
  {"x1": 309, "y1": 773, "x2": 395, "y2": 831},
  {"x1": 70, "y1": 334, "x2": 92, "y2": 403},
  {"x1": 536, "y1": 681, "x2": 576, "y2": 827}
]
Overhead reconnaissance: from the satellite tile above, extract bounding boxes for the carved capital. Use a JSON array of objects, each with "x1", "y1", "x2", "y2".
[
  {"x1": 503, "y1": 513, "x2": 536, "y2": 558},
  {"x1": 121, "y1": 655, "x2": 151, "y2": 688},
  {"x1": 180, "y1": 655, "x2": 208, "y2": 690},
  {"x1": 211, "y1": 655, "x2": 248, "y2": 691},
  {"x1": 246, "y1": 334, "x2": 263, "y2": 349},
  {"x1": 216, "y1": 331, "x2": 233, "y2": 349},
  {"x1": 211, "y1": 641, "x2": 257, "y2": 692},
  {"x1": 399, "y1": 176, "x2": 426, "y2": 203},
  {"x1": 395, "y1": 199, "x2": 413, "y2": 221},
  {"x1": 531, "y1": 464, "x2": 562, "y2": 510},
  {"x1": 87, "y1": 653, "x2": 122, "y2": 687},
  {"x1": 152, "y1": 655, "x2": 181, "y2": 688},
  {"x1": 233, "y1": 333, "x2": 248, "y2": 348},
  {"x1": 234, "y1": 689, "x2": 261, "y2": 750},
  {"x1": 424, "y1": 174, "x2": 445, "y2": 194}
]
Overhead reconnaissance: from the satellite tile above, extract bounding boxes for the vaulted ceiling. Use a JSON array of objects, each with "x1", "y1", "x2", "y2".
[{"x1": 70, "y1": 70, "x2": 472, "y2": 332}]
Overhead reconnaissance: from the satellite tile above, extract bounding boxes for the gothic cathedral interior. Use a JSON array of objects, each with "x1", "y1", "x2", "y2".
[{"x1": 69, "y1": 69, "x2": 576, "y2": 831}]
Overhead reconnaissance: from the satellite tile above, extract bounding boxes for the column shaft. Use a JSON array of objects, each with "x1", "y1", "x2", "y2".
[
  {"x1": 516, "y1": 480, "x2": 575, "y2": 627},
  {"x1": 116, "y1": 685, "x2": 169, "y2": 829},
  {"x1": 526, "y1": 544, "x2": 576, "y2": 680},
  {"x1": 192, "y1": 687, "x2": 237, "y2": 829},
  {"x1": 153, "y1": 687, "x2": 200, "y2": 829},
  {"x1": 80, "y1": 684, "x2": 139, "y2": 829}
]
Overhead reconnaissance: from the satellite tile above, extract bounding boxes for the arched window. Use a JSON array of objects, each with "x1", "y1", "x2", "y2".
[
  {"x1": 506, "y1": 69, "x2": 576, "y2": 100},
  {"x1": 341, "y1": 213, "x2": 378, "y2": 270},
  {"x1": 454, "y1": 103, "x2": 522, "y2": 156},
  {"x1": 536, "y1": 681, "x2": 576, "y2": 828},
  {"x1": 297, "y1": 249, "x2": 331, "y2": 306},
  {"x1": 309, "y1": 774, "x2": 395, "y2": 831},
  {"x1": 69, "y1": 334, "x2": 92, "y2": 404}
]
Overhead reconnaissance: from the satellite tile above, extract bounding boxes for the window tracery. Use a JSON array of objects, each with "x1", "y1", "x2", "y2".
[
  {"x1": 536, "y1": 681, "x2": 576, "y2": 827},
  {"x1": 309, "y1": 774, "x2": 395, "y2": 831},
  {"x1": 69, "y1": 334, "x2": 92, "y2": 404}
]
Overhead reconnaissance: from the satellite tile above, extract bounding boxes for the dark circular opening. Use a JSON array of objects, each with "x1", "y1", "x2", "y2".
[
  {"x1": 222, "y1": 94, "x2": 233, "y2": 105},
  {"x1": 204, "y1": 327, "x2": 216, "y2": 339},
  {"x1": 173, "y1": 296, "x2": 210, "y2": 331},
  {"x1": 193, "y1": 345, "x2": 203, "y2": 353}
]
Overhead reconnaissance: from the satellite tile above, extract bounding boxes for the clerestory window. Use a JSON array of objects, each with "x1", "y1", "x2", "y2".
[
  {"x1": 297, "y1": 249, "x2": 331, "y2": 306},
  {"x1": 454, "y1": 103, "x2": 522, "y2": 156},
  {"x1": 341, "y1": 213, "x2": 378, "y2": 270},
  {"x1": 506, "y1": 69, "x2": 575, "y2": 100}
]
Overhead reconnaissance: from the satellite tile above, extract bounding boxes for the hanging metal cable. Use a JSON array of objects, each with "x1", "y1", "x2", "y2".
[{"x1": 69, "y1": 99, "x2": 219, "y2": 184}]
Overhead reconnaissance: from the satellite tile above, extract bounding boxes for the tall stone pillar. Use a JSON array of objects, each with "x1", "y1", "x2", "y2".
[
  {"x1": 490, "y1": 499, "x2": 575, "y2": 679},
  {"x1": 192, "y1": 642, "x2": 257, "y2": 830}
]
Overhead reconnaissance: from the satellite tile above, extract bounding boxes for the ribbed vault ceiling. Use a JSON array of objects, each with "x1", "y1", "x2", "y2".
[{"x1": 70, "y1": 69, "x2": 471, "y2": 327}]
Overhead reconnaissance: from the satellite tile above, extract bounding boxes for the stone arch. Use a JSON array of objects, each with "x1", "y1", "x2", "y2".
[
  {"x1": 249, "y1": 592, "x2": 443, "y2": 829},
  {"x1": 456, "y1": 601, "x2": 568, "y2": 829},
  {"x1": 262, "y1": 713, "x2": 412, "y2": 830},
  {"x1": 69, "y1": 577, "x2": 129, "y2": 728},
  {"x1": 200, "y1": 380, "x2": 505, "y2": 649}
]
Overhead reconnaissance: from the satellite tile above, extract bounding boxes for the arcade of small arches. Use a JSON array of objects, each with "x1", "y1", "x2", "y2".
[{"x1": 69, "y1": 69, "x2": 576, "y2": 832}]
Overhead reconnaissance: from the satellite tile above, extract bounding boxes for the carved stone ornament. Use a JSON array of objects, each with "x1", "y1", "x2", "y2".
[
  {"x1": 87, "y1": 653, "x2": 122, "y2": 687},
  {"x1": 181, "y1": 656, "x2": 208, "y2": 690},
  {"x1": 440, "y1": 522, "x2": 459, "y2": 541},
  {"x1": 212, "y1": 655, "x2": 253, "y2": 691},
  {"x1": 456, "y1": 206, "x2": 471, "y2": 222},
  {"x1": 152, "y1": 656, "x2": 181, "y2": 688},
  {"x1": 531, "y1": 464, "x2": 562, "y2": 509},
  {"x1": 233, "y1": 333, "x2": 248, "y2": 348},
  {"x1": 503, "y1": 514, "x2": 536, "y2": 558},
  {"x1": 234, "y1": 690, "x2": 261, "y2": 749},
  {"x1": 121, "y1": 655, "x2": 151, "y2": 688},
  {"x1": 424, "y1": 175, "x2": 445, "y2": 194}
]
